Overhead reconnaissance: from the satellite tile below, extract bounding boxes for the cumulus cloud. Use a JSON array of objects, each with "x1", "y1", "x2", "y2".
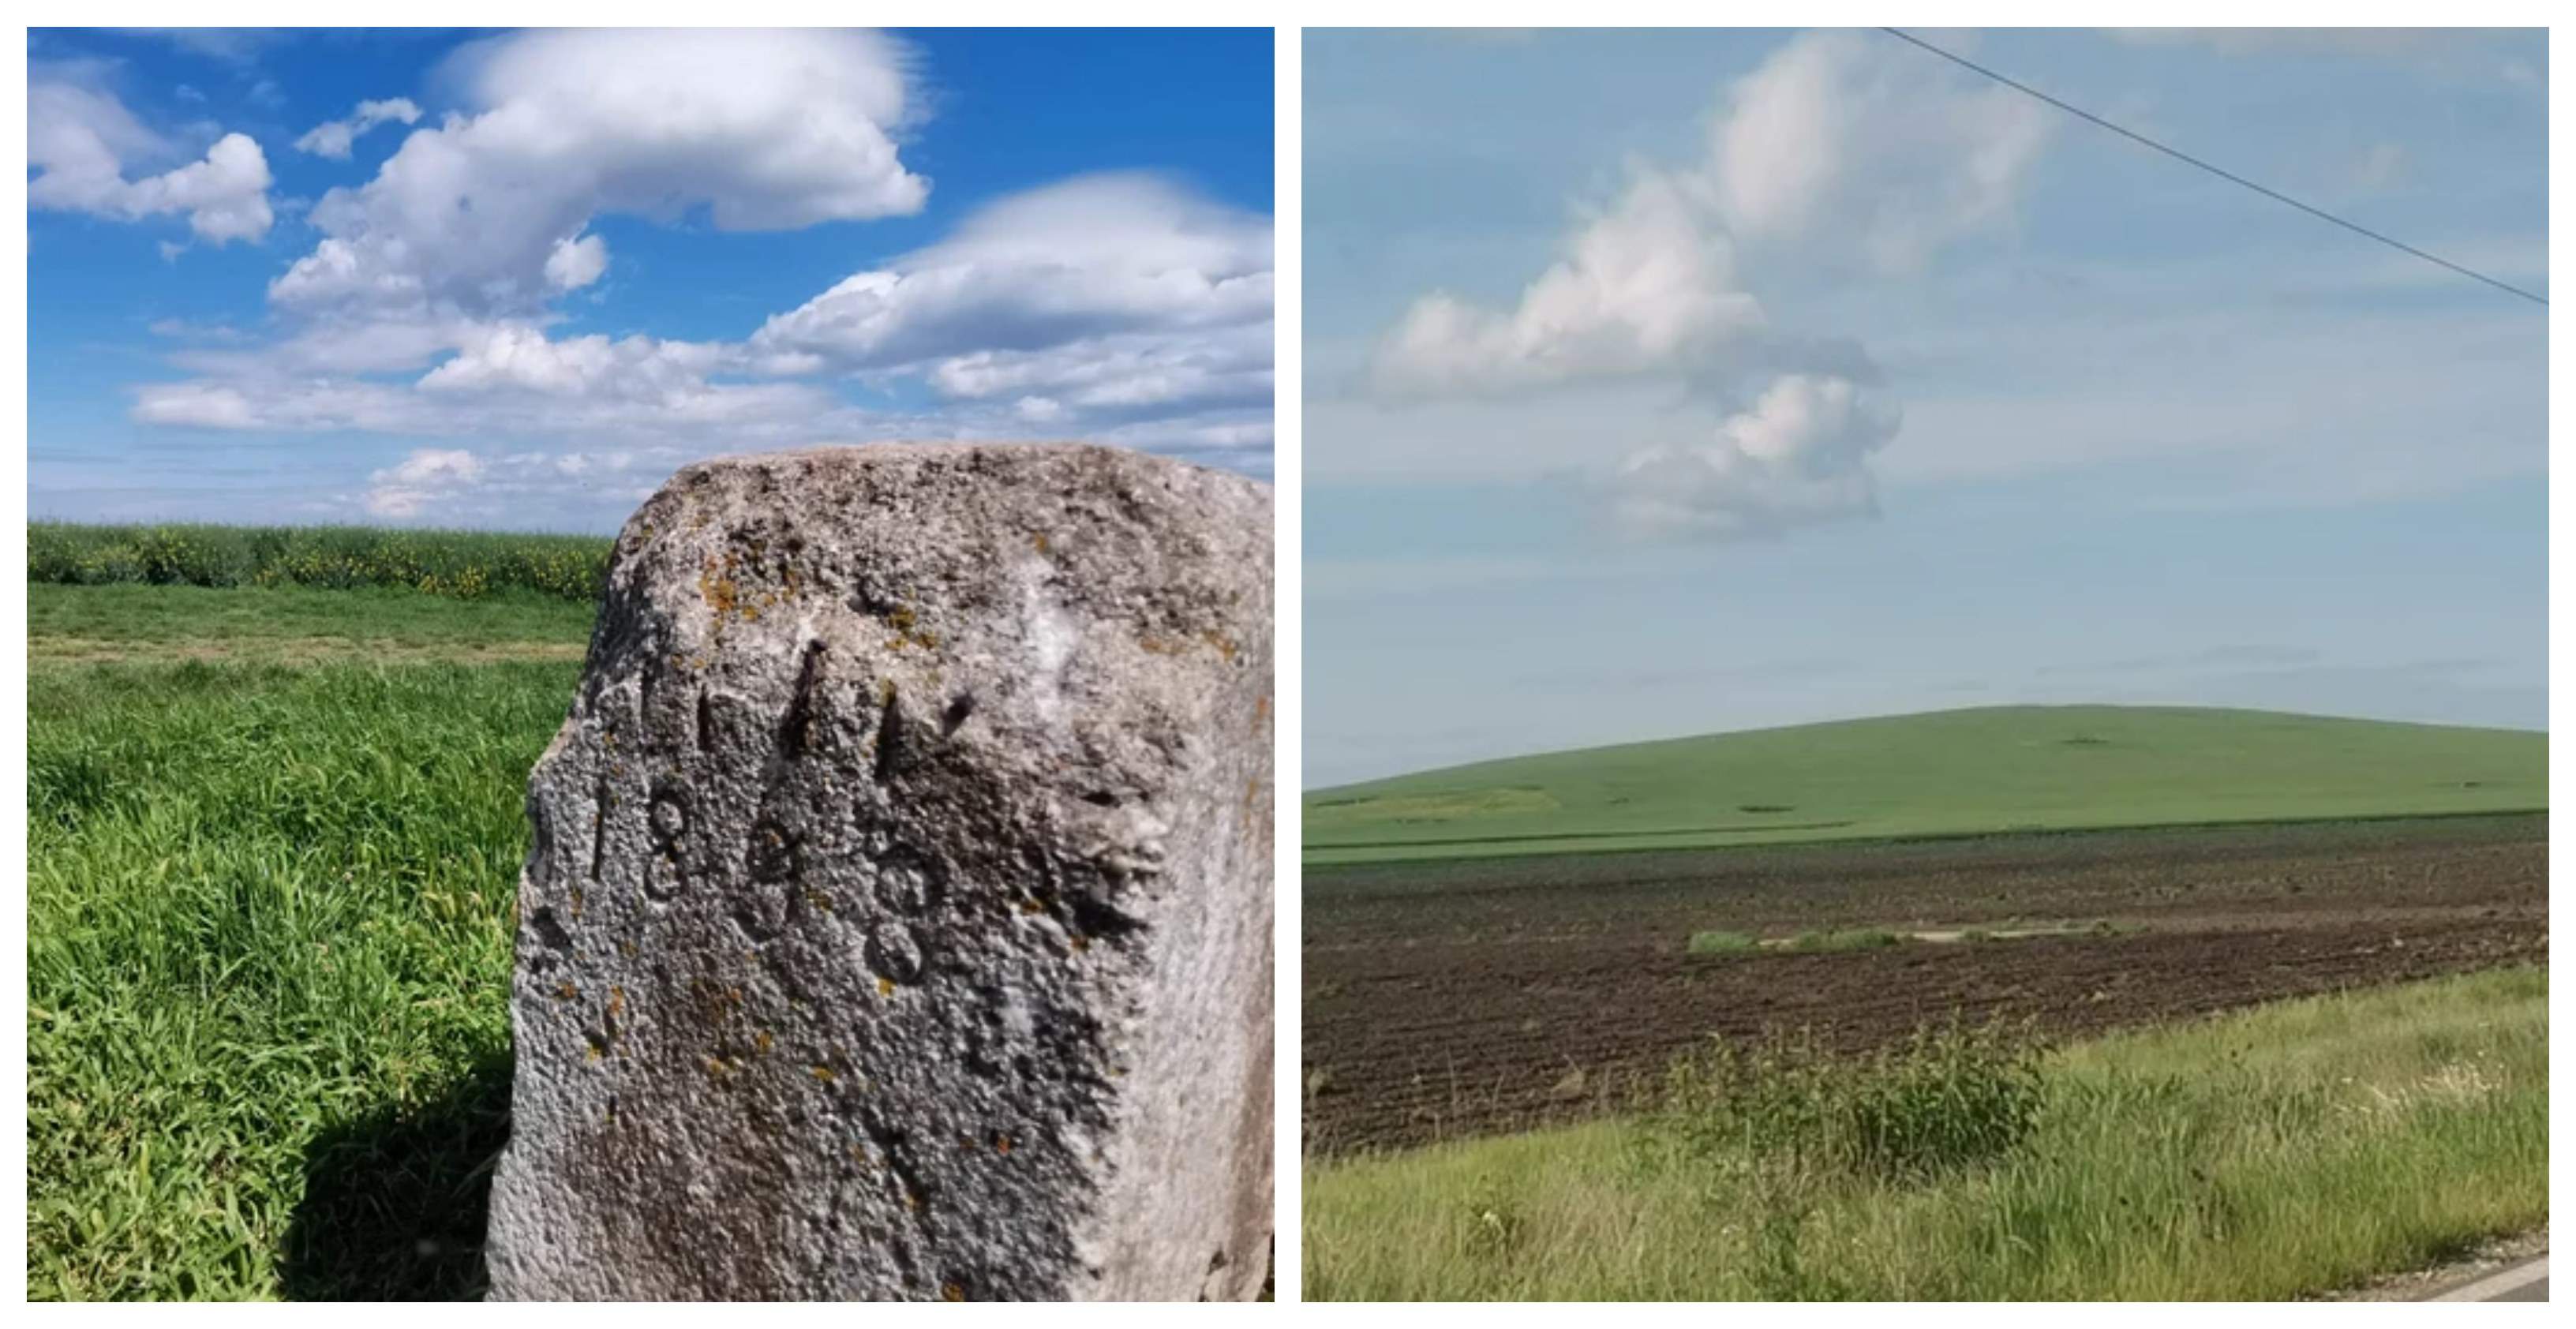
[
  {"x1": 414, "y1": 323, "x2": 727, "y2": 397},
  {"x1": 750, "y1": 173, "x2": 1271, "y2": 375},
  {"x1": 28, "y1": 76, "x2": 275, "y2": 243},
  {"x1": 273, "y1": 28, "x2": 929, "y2": 318},
  {"x1": 294, "y1": 96, "x2": 421, "y2": 159},
  {"x1": 109, "y1": 32, "x2": 1274, "y2": 515},
  {"x1": 543, "y1": 233, "x2": 608, "y2": 291},
  {"x1": 1606, "y1": 374, "x2": 1901, "y2": 538},
  {"x1": 1367, "y1": 29, "x2": 2048, "y2": 541},
  {"x1": 1371, "y1": 170, "x2": 1761, "y2": 398},
  {"x1": 1712, "y1": 29, "x2": 2048, "y2": 272}
]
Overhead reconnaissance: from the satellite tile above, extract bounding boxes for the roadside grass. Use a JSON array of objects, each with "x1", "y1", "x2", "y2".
[
  {"x1": 28, "y1": 521, "x2": 610, "y2": 602},
  {"x1": 29, "y1": 582, "x2": 595, "y2": 664},
  {"x1": 1686, "y1": 930, "x2": 1759, "y2": 956},
  {"x1": 1304, "y1": 967, "x2": 2548, "y2": 1301},
  {"x1": 26, "y1": 657, "x2": 575, "y2": 1300}
]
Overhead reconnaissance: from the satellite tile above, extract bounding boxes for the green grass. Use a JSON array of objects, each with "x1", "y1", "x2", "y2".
[
  {"x1": 1304, "y1": 967, "x2": 2548, "y2": 1301},
  {"x1": 1788, "y1": 928, "x2": 1904, "y2": 953},
  {"x1": 1305, "y1": 706, "x2": 2546, "y2": 864},
  {"x1": 26, "y1": 656, "x2": 576, "y2": 1300},
  {"x1": 29, "y1": 521, "x2": 611, "y2": 602},
  {"x1": 1686, "y1": 930, "x2": 1759, "y2": 956},
  {"x1": 29, "y1": 582, "x2": 594, "y2": 663}
]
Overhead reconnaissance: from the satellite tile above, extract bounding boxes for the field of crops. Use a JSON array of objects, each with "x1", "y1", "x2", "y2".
[
  {"x1": 1305, "y1": 706, "x2": 2548, "y2": 863},
  {"x1": 1304, "y1": 815, "x2": 2547, "y2": 1154},
  {"x1": 28, "y1": 522, "x2": 611, "y2": 602},
  {"x1": 25, "y1": 572, "x2": 593, "y2": 1299}
]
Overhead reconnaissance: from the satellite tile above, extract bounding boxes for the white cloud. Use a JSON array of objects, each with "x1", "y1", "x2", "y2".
[
  {"x1": 543, "y1": 233, "x2": 609, "y2": 291},
  {"x1": 1606, "y1": 373, "x2": 1900, "y2": 539},
  {"x1": 364, "y1": 447, "x2": 485, "y2": 518},
  {"x1": 273, "y1": 28, "x2": 929, "y2": 318},
  {"x1": 1370, "y1": 170, "x2": 1760, "y2": 398},
  {"x1": 109, "y1": 39, "x2": 1274, "y2": 513},
  {"x1": 414, "y1": 323, "x2": 727, "y2": 398},
  {"x1": 1712, "y1": 29, "x2": 2049, "y2": 272},
  {"x1": 132, "y1": 382, "x2": 260, "y2": 429},
  {"x1": 294, "y1": 96, "x2": 422, "y2": 159},
  {"x1": 28, "y1": 77, "x2": 275, "y2": 243},
  {"x1": 750, "y1": 173, "x2": 1271, "y2": 376},
  {"x1": 1361, "y1": 29, "x2": 2052, "y2": 540}
]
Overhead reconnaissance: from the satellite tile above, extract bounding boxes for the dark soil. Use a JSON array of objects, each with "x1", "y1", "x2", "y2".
[{"x1": 1302, "y1": 814, "x2": 2547, "y2": 1155}]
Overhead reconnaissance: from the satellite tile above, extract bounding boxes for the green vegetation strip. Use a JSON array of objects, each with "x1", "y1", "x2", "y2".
[
  {"x1": 1305, "y1": 706, "x2": 2546, "y2": 864},
  {"x1": 29, "y1": 521, "x2": 611, "y2": 602},
  {"x1": 29, "y1": 582, "x2": 595, "y2": 665},
  {"x1": 1305, "y1": 967, "x2": 2547, "y2": 1301},
  {"x1": 28, "y1": 658, "x2": 575, "y2": 1300}
]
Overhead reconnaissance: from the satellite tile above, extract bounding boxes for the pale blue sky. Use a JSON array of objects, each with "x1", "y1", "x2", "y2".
[{"x1": 1305, "y1": 28, "x2": 2546, "y2": 787}]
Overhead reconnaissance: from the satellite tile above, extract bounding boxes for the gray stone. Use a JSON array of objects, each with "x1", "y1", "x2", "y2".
[{"x1": 484, "y1": 444, "x2": 1273, "y2": 1301}]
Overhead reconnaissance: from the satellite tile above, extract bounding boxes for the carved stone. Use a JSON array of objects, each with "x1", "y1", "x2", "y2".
[{"x1": 484, "y1": 444, "x2": 1272, "y2": 1301}]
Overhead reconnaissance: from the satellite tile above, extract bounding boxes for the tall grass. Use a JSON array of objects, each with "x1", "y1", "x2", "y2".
[
  {"x1": 1305, "y1": 967, "x2": 2548, "y2": 1301},
  {"x1": 27, "y1": 659, "x2": 577, "y2": 1299},
  {"x1": 28, "y1": 522, "x2": 611, "y2": 602}
]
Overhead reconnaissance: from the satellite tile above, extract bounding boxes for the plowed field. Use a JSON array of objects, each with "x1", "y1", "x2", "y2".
[{"x1": 1302, "y1": 814, "x2": 2546, "y2": 1155}]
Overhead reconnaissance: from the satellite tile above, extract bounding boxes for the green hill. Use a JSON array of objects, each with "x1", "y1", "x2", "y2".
[{"x1": 1305, "y1": 706, "x2": 2546, "y2": 864}]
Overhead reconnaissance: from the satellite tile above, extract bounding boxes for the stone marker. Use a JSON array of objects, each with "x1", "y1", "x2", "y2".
[{"x1": 485, "y1": 444, "x2": 1272, "y2": 1301}]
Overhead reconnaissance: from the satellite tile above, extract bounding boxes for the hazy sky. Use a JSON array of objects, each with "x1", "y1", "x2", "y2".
[
  {"x1": 29, "y1": 27, "x2": 1273, "y2": 530},
  {"x1": 1305, "y1": 27, "x2": 2546, "y2": 788}
]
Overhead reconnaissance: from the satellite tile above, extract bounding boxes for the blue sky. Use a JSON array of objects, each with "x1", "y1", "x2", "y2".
[
  {"x1": 1305, "y1": 28, "x2": 2546, "y2": 786},
  {"x1": 30, "y1": 27, "x2": 1273, "y2": 529}
]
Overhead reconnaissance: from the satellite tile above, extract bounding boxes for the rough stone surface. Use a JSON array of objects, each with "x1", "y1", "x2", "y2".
[{"x1": 484, "y1": 444, "x2": 1272, "y2": 1301}]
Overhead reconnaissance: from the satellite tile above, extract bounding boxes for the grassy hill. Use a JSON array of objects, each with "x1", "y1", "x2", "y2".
[{"x1": 1305, "y1": 706, "x2": 2547, "y2": 864}]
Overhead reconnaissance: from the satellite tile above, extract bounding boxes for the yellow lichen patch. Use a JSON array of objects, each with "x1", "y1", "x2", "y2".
[
  {"x1": 1068, "y1": 934, "x2": 1091, "y2": 953},
  {"x1": 754, "y1": 1031, "x2": 774, "y2": 1056},
  {"x1": 555, "y1": 982, "x2": 579, "y2": 1001},
  {"x1": 1032, "y1": 531, "x2": 1050, "y2": 553},
  {"x1": 806, "y1": 890, "x2": 834, "y2": 914},
  {"x1": 942, "y1": 1282, "x2": 965, "y2": 1302},
  {"x1": 608, "y1": 986, "x2": 627, "y2": 1020},
  {"x1": 586, "y1": 1045, "x2": 603, "y2": 1064},
  {"x1": 877, "y1": 976, "x2": 897, "y2": 997},
  {"x1": 571, "y1": 887, "x2": 585, "y2": 919},
  {"x1": 810, "y1": 1065, "x2": 837, "y2": 1084},
  {"x1": 882, "y1": 605, "x2": 942, "y2": 653}
]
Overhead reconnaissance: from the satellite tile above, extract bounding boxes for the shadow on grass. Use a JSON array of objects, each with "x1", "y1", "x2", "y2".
[{"x1": 281, "y1": 1053, "x2": 513, "y2": 1301}]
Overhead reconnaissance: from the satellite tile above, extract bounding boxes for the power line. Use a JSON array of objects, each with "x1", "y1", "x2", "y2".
[{"x1": 1879, "y1": 27, "x2": 2547, "y2": 308}]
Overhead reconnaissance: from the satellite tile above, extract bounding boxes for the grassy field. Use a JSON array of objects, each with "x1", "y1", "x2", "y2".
[
  {"x1": 1306, "y1": 706, "x2": 2546, "y2": 863},
  {"x1": 28, "y1": 521, "x2": 610, "y2": 601},
  {"x1": 1304, "y1": 967, "x2": 2548, "y2": 1301},
  {"x1": 26, "y1": 580, "x2": 589, "y2": 1299},
  {"x1": 30, "y1": 583, "x2": 593, "y2": 664}
]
